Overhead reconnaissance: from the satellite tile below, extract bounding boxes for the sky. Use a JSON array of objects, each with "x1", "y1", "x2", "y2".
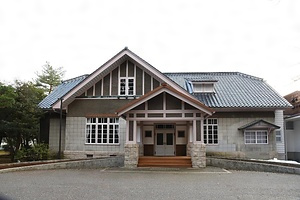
[{"x1": 0, "y1": 0, "x2": 299, "y2": 96}]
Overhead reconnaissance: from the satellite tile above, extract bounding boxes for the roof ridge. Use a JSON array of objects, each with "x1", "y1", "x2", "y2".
[
  {"x1": 163, "y1": 72, "x2": 237, "y2": 74},
  {"x1": 235, "y1": 72, "x2": 263, "y2": 81},
  {"x1": 163, "y1": 72, "x2": 263, "y2": 81},
  {"x1": 62, "y1": 74, "x2": 89, "y2": 83}
]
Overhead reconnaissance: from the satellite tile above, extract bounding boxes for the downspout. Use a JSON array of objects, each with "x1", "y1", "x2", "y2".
[{"x1": 58, "y1": 98, "x2": 63, "y2": 159}]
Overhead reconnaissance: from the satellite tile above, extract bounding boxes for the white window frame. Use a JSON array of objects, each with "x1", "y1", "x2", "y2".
[
  {"x1": 203, "y1": 118, "x2": 218, "y2": 145},
  {"x1": 244, "y1": 130, "x2": 268, "y2": 144},
  {"x1": 119, "y1": 77, "x2": 135, "y2": 96},
  {"x1": 85, "y1": 117, "x2": 119, "y2": 144},
  {"x1": 275, "y1": 130, "x2": 282, "y2": 142}
]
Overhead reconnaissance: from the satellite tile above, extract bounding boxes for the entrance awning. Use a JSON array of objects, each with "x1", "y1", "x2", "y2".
[
  {"x1": 238, "y1": 119, "x2": 280, "y2": 131},
  {"x1": 116, "y1": 83, "x2": 214, "y2": 117}
]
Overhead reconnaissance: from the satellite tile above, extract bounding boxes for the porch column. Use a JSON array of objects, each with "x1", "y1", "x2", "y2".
[
  {"x1": 124, "y1": 119, "x2": 139, "y2": 168},
  {"x1": 191, "y1": 118, "x2": 206, "y2": 168}
]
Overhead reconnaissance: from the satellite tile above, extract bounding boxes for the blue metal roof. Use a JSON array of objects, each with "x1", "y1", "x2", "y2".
[
  {"x1": 38, "y1": 75, "x2": 88, "y2": 109},
  {"x1": 164, "y1": 72, "x2": 291, "y2": 109},
  {"x1": 39, "y1": 71, "x2": 291, "y2": 110}
]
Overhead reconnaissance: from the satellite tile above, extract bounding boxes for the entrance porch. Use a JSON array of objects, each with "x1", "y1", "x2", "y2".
[{"x1": 116, "y1": 84, "x2": 213, "y2": 168}]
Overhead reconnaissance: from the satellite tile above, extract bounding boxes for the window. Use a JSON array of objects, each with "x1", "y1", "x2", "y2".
[
  {"x1": 244, "y1": 131, "x2": 268, "y2": 144},
  {"x1": 275, "y1": 130, "x2": 281, "y2": 142},
  {"x1": 286, "y1": 121, "x2": 294, "y2": 130},
  {"x1": 86, "y1": 118, "x2": 119, "y2": 144},
  {"x1": 119, "y1": 78, "x2": 135, "y2": 95},
  {"x1": 203, "y1": 119, "x2": 218, "y2": 144},
  {"x1": 192, "y1": 81, "x2": 216, "y2": 93},
  {"x1": 145, "y1": 131, "x2": 152, "y2": 137},
  {"x1": 178, "y1": 131, "x2": 185, "y2": 138}
]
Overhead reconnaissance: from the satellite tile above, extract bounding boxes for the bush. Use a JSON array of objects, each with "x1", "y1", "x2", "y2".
[{"x1": 16, "y1": 143, "x2": 51, "y2": 162}]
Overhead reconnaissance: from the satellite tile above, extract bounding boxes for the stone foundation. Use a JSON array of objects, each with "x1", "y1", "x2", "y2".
[
  {"x1": 191, "y1": 143, "x2": 206, "y2": 168},
  {"x1": 124, "y1": 144, "x2": 139, "y2": 168},
  {"x1": 187, "y1": 143, "x2": 192, "y2": 156},
  {"x1": 64, "y1": 151, "x2": 124, "y2": 159}
]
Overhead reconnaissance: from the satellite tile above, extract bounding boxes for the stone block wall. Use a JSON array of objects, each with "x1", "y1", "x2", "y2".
[
  {"x1": 191, "y1": 143, "x2": 206, "y2": 168},
  {"x1": 206, "y1": 116, "x2": 277, "y2": 159},
  {"x1": 124, "y1": 144, "x2": 139, "y2": 168},
  {"x1": 64, "y1": 117, "x2": 126, "y2": 159},
  {"x1": 49, "y1": 118, "x2": 66, "y2": 152}
]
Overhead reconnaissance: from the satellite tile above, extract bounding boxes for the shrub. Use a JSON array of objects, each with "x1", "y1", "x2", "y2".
[{"x1": 16, "y1": 143, "x2": 51, "y2": 162}]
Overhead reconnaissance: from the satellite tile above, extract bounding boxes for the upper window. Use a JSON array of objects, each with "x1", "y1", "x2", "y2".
[
  {"x1": 244, "y1": 131, "x2": 268, "y2": 144},
  {"x1": 192, "y1": 81, "x2": 216, "y2": 93},
  {"x1": 120, "y1": 78, "x2": 135, "y2": 95},
  {"x1": 204, "y1": 119, "x2": 218, "y2": 144},
  {"x1": 85, "y1": 118, "x2": 119, "y2": 144},
  {"x1": 119, "y1": 60, "x2": 135, "y2": 96}
]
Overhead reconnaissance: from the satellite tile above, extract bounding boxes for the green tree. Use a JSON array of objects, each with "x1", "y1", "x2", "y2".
[
  {"x1": 0, "y1": 82, "x2": 16, "y2": 108},
  {"x1": 36, "y1": 61, "x2": 65, "y2": 94},
  {"x1": 0, "y1": 81, "x2": 45, "y2": 161},
  {"x1": 0, "y1": 83, "x2": 17, "y2": 145}
]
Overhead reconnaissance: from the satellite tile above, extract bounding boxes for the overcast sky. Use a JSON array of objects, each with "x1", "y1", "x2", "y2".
[{"x1": 0, "y1": 0, "x2": 299, "y2": 95}]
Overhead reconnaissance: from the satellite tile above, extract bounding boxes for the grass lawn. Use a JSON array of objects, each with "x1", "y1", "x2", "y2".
[
  {"x1": 0, "y1": 150, "x2": 11, "y2": 164},
  {"x1": 0, "y1": 150, "x2": 9, "y2": 156}
]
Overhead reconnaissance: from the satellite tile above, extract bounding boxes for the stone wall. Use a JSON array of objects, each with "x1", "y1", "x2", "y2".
[
  {"x1": 49, "y1": 118, "x2": 66, "y2": 152},
  {"x1": 124, "y1": 144, "x2": 139, "y2": 168},
  {"x1": 206, "y1": 116, "x2": 277, "y2": 159},
  {"x1": 207, "y1": 157, "x2": 300, "y2": 175},
  {"x1": 191, "y1": 143, "x2": 206, "y2": 168},
  {"x1": 64, "y1": 117, "x2": 126, "y2": 159}
]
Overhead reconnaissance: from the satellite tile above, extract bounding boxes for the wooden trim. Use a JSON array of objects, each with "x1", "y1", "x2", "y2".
[
  {"x1": 109, "y1": 72, "x2": 112, "y2": 96},
  {"x1": 116, "y1": 83, "x2": 214, "y2": 116},
  {"x1": 101, "y1": 78, "x2": 103, "y2": 96},
  {"x1": 85, "y1": 113, "x2": 118, "y2": 118},
  {"x1": 93, "y1": 84, "x2": 95, "y2": 96},
  {"x1": 142, "y1": 70, "x2": 145, "y2": 95}
]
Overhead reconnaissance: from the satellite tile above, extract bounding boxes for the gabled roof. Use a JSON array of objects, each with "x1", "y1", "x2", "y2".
[
  {"x1": 165, "y1": 72, "x2": 292, "y2": 109},
  {"x1": 116, "y1": 83, "x2": 214, "y2": 116},
  {"x1": 51, "y1": 47, "x2": 194, "y2": 110},
  {"x1": 38, "y1": 75, "x2": 88, "y2": 109},
  {"x1": 238, "y1": 119, "x2": 280, "y2": 130},
  {"x1": 39, "y1": 49, "x2": 292, "y2": 111}
]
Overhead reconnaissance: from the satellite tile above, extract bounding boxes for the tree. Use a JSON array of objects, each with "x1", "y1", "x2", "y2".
[
  {"x1": 0, "y1": 81, "x2": 45, "y2": 161},
  {"x1": 36, "y1": 61, "x2": 65, "y2": 94},
  {"x1": 0, "y1": 83, "x2": 17, "y2": 146},
  {"x1": 0, "y1": 82, "x2": 16, "y2": 108}
]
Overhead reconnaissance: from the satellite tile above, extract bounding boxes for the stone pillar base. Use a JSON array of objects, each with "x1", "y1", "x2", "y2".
[
  {"x1": 187, "y1": 143, "x2": 192, "y2": 156},
  {"x1": 124, "y1": 143, "x2": 139, "y2": 168},
  {"x1": 191, "y1": 143, "x2": 206, "y2": 168}
]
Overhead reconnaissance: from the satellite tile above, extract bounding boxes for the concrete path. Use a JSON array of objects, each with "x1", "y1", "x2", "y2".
[{"x1": 0, "y1": 167, "x2": 300, "y2": 200}]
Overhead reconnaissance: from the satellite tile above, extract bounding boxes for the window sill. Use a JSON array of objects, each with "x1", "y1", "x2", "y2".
[
  {"x1": 85, "y1": 143, "x2": 120, "y2": 146},
  {"x1": 245, "y1": 143, "x2": 268, "y2": 145}
]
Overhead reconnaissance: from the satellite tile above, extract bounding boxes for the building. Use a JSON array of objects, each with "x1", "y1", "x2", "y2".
[
  {"x1": 284, "y1": 91, "x2": 300, "y2": 162},
  {"x1": 39, "y1": 48, "x2": 291, "y2": 168}
]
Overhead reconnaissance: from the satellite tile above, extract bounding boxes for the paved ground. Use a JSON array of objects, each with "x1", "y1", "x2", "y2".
[{"x1": 0, "y1": 167, "x2": 300, "y2": 200}]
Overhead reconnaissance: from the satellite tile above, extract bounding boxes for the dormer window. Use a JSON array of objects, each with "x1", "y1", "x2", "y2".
[
  {"x1": 191, "y1": 80, "x2": 217, "y2": 93},
  {"x1": 193, "y1": 82, "x2": 215, "y2": 93},
  {"x1": 185, "y1": 78, "x2": 217, "y2": 94}
]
